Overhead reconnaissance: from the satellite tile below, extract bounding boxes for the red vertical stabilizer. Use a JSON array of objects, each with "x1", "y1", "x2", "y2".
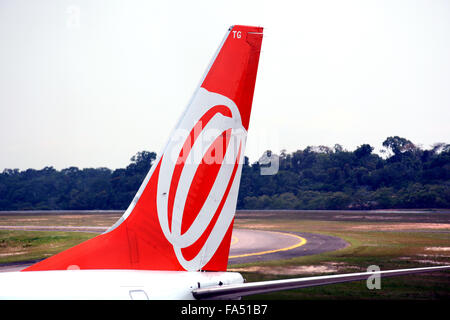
[{"x1": 24, "y1": 25, "x2": 263, "y2": 272}]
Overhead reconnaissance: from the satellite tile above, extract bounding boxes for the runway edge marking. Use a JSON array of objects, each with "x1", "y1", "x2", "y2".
[{"x1": 228, "y1": 230, "x2": 307, "y2": 259}]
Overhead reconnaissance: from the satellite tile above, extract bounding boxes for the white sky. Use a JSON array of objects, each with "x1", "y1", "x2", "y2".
[{"x1": 1, "y1": 0, "x2": 449, "y2": 170}]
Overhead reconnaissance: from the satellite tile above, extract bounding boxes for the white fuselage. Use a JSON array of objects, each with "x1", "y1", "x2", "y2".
[{"x1": 0, "y1": 270, "x2": 244, "y2": 300}]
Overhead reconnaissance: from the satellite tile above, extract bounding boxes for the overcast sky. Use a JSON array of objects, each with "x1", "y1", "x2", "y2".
[{"x1": 1, "y1": 0, "x2": 449, "y2": 170}]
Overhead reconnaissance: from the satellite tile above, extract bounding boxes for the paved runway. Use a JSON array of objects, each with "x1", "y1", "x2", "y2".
[
  {"x1": 229, "y1": 229, "x2": 348, "y2": 265},
  {"x1": 0, "y1": 226, "x2": 348, "y2": 271}
]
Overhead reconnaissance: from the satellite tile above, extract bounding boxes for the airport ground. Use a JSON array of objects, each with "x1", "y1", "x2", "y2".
[{"x1": 0, "y1": 209, "x2": 449, "y2": 300}]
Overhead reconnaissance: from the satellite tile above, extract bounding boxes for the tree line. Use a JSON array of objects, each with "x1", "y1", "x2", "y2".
[{"x1": 0, "y1": 136, "x2": 449, "y2": 211}]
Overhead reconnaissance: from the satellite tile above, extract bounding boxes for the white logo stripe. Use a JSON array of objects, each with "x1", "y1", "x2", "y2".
[
  {"x1": 156, "y1": 88, "x2": 246, "y2": 271},
  {"x1": 173, "y1": 143, "x2": 245, "y2": 271},
  {"x1": 171, "y1": 117, "x2": 235, "y2": 246}
]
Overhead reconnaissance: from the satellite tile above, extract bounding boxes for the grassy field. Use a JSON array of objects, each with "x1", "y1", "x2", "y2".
[
  {"x1": 232, "y1": 216, "x2": 450, "y2": 299},
  {"x1": 0, "y1": 210, "x2": 449, "y2": 299},
  {"x1": 0, "y1": 211, "x2": 122, "y2": 228},
  {"x1": 0, "y1": 212, "x2": 118, "y2": 264},
  {"x1": 0, "y1": 230, "x2": 95, "y2": 264}
]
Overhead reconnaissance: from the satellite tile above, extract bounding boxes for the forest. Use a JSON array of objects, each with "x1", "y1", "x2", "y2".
[{"x1": 0, "y1": 136, "x2": 449, "y2": 211}]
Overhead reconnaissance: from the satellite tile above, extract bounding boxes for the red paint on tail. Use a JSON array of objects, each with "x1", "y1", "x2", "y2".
[{"x1": 24, "y1": 25, "x2": 263, "y2": 272}]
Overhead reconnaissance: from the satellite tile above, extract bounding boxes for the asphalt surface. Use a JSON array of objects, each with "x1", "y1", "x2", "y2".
[
  {"x1": 229, "y1": 229, "x2": 348, "y2": 265},
  {"x1": 236, "y1": 209, "x2": 450, "y2": 223},
  {"x1": 0, "y1": 227, "x2": 348, "y2": 271}
]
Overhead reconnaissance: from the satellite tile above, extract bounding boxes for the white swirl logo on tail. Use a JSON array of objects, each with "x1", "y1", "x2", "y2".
[{"x1": 156, "y1": 88, "x2": 246, "y2": 271}]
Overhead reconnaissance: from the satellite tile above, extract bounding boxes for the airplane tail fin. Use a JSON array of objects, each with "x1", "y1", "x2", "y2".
[{"x1": 24, "y1": 25, "x2": 263, "y2": 272}]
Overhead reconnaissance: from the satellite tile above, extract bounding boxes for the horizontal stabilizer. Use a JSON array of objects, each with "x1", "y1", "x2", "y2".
[{"x1": 192, "y1": 265, "x2": 450, "y2": 299}]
